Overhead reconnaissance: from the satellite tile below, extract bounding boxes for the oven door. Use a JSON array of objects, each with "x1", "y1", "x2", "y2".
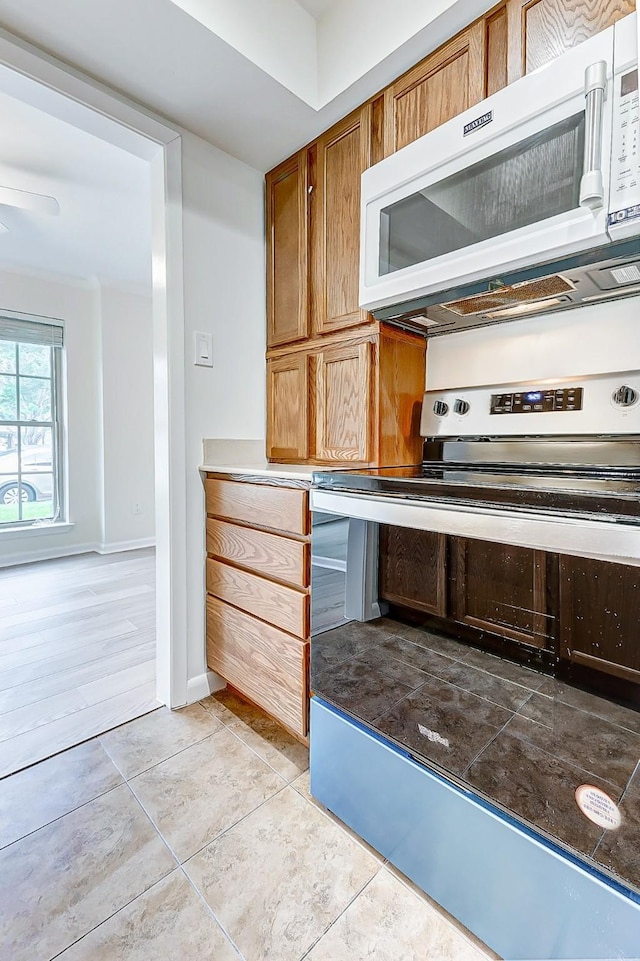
[{"x1": 360, "y1": 26, "x2": 615, "y2": 314}]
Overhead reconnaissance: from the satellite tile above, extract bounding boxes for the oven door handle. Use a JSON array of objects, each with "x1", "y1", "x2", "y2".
[{"x1": 579, "y1": 60, "x2": 607, "y2": 211}]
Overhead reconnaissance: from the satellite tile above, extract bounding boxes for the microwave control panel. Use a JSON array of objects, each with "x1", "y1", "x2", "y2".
[
  {"x1": 608, "y1": 64, "x2": 640, "y2": 236},
  {"x1": 490, "y1": 387, "x2": 584, "y2": 414}
]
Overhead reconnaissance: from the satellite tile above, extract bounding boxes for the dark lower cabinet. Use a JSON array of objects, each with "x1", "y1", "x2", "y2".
[
  {"x1": 379, "y1": 525, "x2": 446, "y2": 617},
  {"x1": 451, "y1": 538, "x2": 556, "y2": 650},
  {"x1": 559, "y1": 555, "x2": 640, "y2": 684}
]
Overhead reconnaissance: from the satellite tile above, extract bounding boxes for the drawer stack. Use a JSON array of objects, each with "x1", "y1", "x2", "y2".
[{"x1": 204, "y1": 475, "x2": 311, "y2": 738}]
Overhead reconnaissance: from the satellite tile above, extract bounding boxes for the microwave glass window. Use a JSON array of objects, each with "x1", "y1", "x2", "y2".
[{"x1": 379, "y1": 113, "x2": 585, "y2": 275}]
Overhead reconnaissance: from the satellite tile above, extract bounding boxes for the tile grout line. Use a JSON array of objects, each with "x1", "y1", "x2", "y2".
[
  {"x1": 176, "y1": 863, "x2": 247, "y2": 961},
  {"x1": 0, "y1": 777, "x2": 126, "y2": 853},
  {"x1": 297, "y1": 867, "x2": 382, "y2": 960},
  {"x1": 98, "y1": 719, "x2": 222, "y2": 781},
  {"x1": 197, "y1": 697, "x2": 310, "y2": 784}
]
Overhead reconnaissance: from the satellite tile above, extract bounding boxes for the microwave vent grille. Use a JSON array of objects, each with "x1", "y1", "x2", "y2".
[{"x1": 441, "y1": 274, "x2": 575, "y2": 316}]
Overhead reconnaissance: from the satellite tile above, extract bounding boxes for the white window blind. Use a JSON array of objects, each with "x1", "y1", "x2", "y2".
[{"x1": 0, "y1": 316, "x2": 64, "y2": 348}]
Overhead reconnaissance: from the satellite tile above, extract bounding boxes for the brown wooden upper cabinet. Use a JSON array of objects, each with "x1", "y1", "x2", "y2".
[
  {"x1": 383, "y1": 21, "x2": 487, "y2": 156},
  {"x1": 506, "y1": 0, "x2": 636, "y2": 83},
  {"x1": 266, "y1": 150, "x2": 309, "y2": 348},
  {"x1": 267, "y1": 325, "x2": 426, "y2": 465},
  {"x1": 315, "y1": 339, "x2": 372, "y2": 462},
  {"x1": 310, "y1": 106, "x2": 373, "y2": 336}
]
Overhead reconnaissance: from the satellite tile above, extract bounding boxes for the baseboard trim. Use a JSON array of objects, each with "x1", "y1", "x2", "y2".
[
  {"x1": 0, "y1": 536, "x2": 156, "y2": 568},
  {"x1": 96, "y1": 537, "x2": 156, "y2": 555},
  {"x1": 0, "y1": 541, "x2": 98, "y2": 569},
  {"x1": 186, "y1": 670, "x2": 226, "y2": 704}
]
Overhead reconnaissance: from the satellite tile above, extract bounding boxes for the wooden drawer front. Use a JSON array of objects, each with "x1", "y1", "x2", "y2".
[
  {"x1": 205, "y1": 478, "x2": 309, "y2": 536},
  {"x1": 207, "y1": 596, "x2": 308, "y2": 736},
  {"x1": 206, "y1": 558, "x2": 309, "y2": 639},
  {"x1": 206, "y1": 517, "x2": 309, "y2": 588}
]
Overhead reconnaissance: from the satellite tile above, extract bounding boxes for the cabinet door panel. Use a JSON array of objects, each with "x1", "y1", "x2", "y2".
[
  {"x1": 384, "y1": 22, "x2": 485, "y2": 155},
  {"x1": 315, "y1": 341, "x2": 371, "y2": 462},
  {"x1": 266, "y1": 152, "x2": 308, "y2": 347},
  {"x1": 486, "y1": 5, "x2": 509, "y2": 96},
  {"x1": 559, "y1": 556, "x2": 640, "y2": 683},
  {"x1": 507, "y1": 0, "x2": 635, "y2": 82},
  {"x1": 453, "y1": 538, "x2": 554, "y2": 648},
  {"x1": 312, "y1": 107, "x2": 372, "y2": 335},
  {"x1": 266, "y1": 353, "x2": 309, "y2": 461},
  {"x1": 379, "y1": 525, "x2": 447, "y2": 617}
]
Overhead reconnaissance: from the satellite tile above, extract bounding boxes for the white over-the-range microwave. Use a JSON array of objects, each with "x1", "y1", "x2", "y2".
[{"x1": 360, "y1": 13, "x2": 640, "y2": 335}]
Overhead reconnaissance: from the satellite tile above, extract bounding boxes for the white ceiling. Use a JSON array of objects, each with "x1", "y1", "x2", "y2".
[
  {"x1": 0, "y1": 77, "x2": 152, "y2": 288},
  {"x1": 0, "y1": 0, "x2": 487, "y2": 171},
  {"x1": 0, "y1": 0, "x2": 485, "y2": 287},
  {"x1": 295, "y1": 0, "x2": 338, "y2": 20}
]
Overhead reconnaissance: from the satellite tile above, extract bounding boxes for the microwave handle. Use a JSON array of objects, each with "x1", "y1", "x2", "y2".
[{"x1": 579, "y1": 61, "x2": 607, "y2": 211}]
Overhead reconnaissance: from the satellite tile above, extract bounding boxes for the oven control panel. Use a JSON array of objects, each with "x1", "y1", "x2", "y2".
[
  {"x1": 420, "y1": 370, "x2": 640, "y2": 439},
  {"x1": 490, "y1": 387, "x2": 584, "y2": 414}
]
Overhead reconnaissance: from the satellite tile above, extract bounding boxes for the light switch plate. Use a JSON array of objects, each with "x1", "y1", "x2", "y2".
[{"x1": 194, "y1": 331, "x2": 213, "y2": 367}]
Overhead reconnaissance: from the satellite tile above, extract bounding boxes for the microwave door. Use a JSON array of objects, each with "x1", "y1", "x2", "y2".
[{"x1": 360, "y1": 28, "x2": 614, "y2": 313}]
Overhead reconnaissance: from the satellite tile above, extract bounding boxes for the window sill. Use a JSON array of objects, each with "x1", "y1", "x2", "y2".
[{"x1": 0, "y1": 521, "x2": 75, "y2": 540}]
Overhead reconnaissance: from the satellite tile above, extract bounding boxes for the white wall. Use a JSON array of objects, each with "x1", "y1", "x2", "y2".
[
  {"x1": 180, "y1": 131, "x2": 266, "y2": 685},
  {"x1": 0, "y1": 268, "x2": 155, "y2": 566},
  {"x1": 425, "y1": 297, "x2": 640, "y2": 389},
  {"x1": 98, "y1": 284, "x2": 155, "y2": 549}
]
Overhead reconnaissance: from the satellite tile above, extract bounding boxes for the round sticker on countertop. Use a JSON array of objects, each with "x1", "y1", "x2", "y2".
[{"x1": 575, "y1": 785, "x2": 622, "y2": 829}]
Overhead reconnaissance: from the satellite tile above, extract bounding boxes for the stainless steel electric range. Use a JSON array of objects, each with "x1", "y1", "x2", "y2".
[{"x1": 309, "y1": 370, "x2": 640, "y2": 960}]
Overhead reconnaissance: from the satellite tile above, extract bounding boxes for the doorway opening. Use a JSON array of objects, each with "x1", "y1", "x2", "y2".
[{"x1": 0, "y1": 41, "x2": 187, "y2": 776}]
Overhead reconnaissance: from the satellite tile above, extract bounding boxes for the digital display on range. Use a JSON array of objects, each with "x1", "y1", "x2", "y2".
[{"x1": 490, "y1": 386, "x2": 584, "y2": 414}]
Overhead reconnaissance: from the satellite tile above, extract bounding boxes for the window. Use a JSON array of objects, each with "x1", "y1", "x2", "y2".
[{"x1": 0, "y1": 314, "x2": 64, "y2": 528}]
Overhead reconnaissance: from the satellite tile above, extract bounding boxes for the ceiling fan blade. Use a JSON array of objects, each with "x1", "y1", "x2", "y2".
[{"x1": 0, "y1": 185, "x2": 60, "y2": 215}]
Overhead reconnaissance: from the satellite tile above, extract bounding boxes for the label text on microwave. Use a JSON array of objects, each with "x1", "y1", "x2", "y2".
[{"x1": 463, "y1": 110, "x2": 493, "y2": 136}]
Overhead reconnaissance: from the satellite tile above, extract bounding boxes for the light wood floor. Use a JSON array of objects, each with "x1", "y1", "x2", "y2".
[{"x1": 0, "y1": 548, "x2": 159, "y2": 779}]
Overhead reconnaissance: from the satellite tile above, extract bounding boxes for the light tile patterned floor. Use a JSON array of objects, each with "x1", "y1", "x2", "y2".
[{"x1": 0, "y1": 689, "x2": 499, "y2": 961}]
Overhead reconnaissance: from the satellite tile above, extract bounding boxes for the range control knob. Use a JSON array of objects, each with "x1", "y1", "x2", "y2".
[
  {"x1": 612, "y1": 385, "x2": 639, "y2": 408},
  {"x1": 433, "y1": 400, "x2": 449, "y2": 417},
  {"x1": 454, "y1": 399, "x2": 470, "y2": 415}
]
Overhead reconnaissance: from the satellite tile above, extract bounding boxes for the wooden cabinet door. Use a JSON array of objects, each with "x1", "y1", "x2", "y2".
[
  {"x1": 266, "y1": 353, "x2": 309, "y2": 461},
  {"x1": 311, "y1": 106, "x2": 372, "y2": 335},
  {"x1": 558, "y1": 556, "x2": 640, "y2": 684},
  {"x1": 315, "y1": 340, "x2": 371, "y2": 462},
  {"x1": 383, "y1": 21, "x2": 486, "y2": 155},
  {"x1": 506, "y1": 0, "x2": 635, "y2": 83},
  {"x1": 452, "y1": 538, "x2": 554, "y2": 649},
  {"x1": 266, "y1": 151, "x2": 309, "y2": 348},
  {"x1": 379, "y1": 525, "x2": 447, "y2": 617}
]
